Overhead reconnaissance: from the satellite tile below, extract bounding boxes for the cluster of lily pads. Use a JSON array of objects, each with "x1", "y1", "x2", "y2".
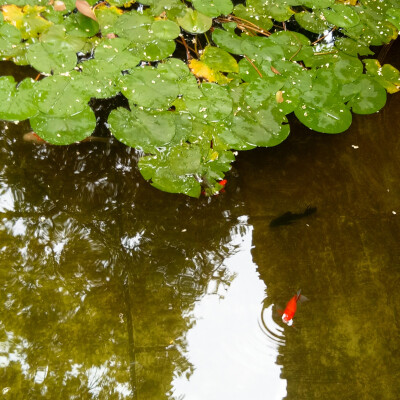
[{"x1": 0, "y1": 0, "x2": 399, "y2": 196}]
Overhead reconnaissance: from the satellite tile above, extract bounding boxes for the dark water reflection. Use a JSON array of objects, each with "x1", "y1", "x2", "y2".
[{"x1": 1, "y1": 42, "x2": 400, "y2": 399}]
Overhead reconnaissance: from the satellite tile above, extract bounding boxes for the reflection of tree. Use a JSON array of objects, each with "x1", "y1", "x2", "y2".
[
  {"x1": 239, "y1": 62, "x2": 400, "y2": 400},
  {"x1": 0, "y1": 117, "x2": 243, "y2": 398}
]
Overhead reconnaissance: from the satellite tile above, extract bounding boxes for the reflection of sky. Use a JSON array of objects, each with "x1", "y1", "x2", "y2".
[{"x1": 171, "y1": 220, "x2": 287, "y2": 400}]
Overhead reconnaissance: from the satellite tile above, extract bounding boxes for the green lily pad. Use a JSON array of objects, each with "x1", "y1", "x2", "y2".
[
  {"x1": 79, "y1": 59, "x2": 121, "y2": 99},
  {"x1": 295, "y1": 11, "x2": 329, "y2": 34},
  {"x1": 94, "y1": 37, "x2": 140, "y2": 70},
  {"x1": 212, "y1": 28, "x2": 244, "y2": 55},
  {"x1": 108, "y1": 107, "x2": 177, "y2": 152},
  {"x1": 27, "y1": 39, "x2": 77, "y2": 74},
  {"x1": 185, "y1": 83, "x2": 233, "y2": 122},
  {"x1": 0, "y1": 76, "x2": 38, "y2": 121},
  {"x1": 233, "y1": 4, "x2": 273, "y2": 32},
  {"x1": 0, "y1": 23, "x2": 22, "y2": 52},
  {"x1": 269, "y1": 31, "x2": 313, "y2": 63},
  {"x1": 29, "y1": 104, "x2": 96, "y2": 145},
  {"x1": 118, "y1": 66, "x2": 180, "y2": 109},
  {"x1": 386, "y1": 7, "x2": 400, "y2": 30},
  {"x1": 33, "y1": 73, "x2": 92, "y2": 117},
  {"x1": 241, "y1": 36, "x2": 285, "y2": 62},
  {"x1": 63, "y1": 12, "x2": 99, "y2": 37},
  {"x1": 340, "y1": 76, "x2": 387, "y2": 114},
  {"x1": 129, "y1": 39, "x2": 176, "y2": 62},
  {"x1": 334, "y1": 37, "x2": 374, "y2": 57},
  {"x1": 139, "y1": 149, "x2": 202, "y2": 197},
  {"x1": 300, "y1": 0, "x2": 334, "y2": 8},
  {"x1": 151, "y1": 19, "x2": 181, "y2": 40},
  {"x1": 113, "y1": 10, "x2": 153, "y2": 41},
  {"x1": 177, "y1": 8, "x2": 212, "y2": 34},
  {"x1": 243, "y1": 76, "x2": 286, "y2": 109},
  {"x1": 295, "y1": 102, "x2": 352, "y2": 134},
  {"x1": 364, "y1": 59, "x2": 400, "y2": 94},
  {"x1": 192, "y1": 0, "x2": 233, "y2": 18},
  {"x1": 322, "y1": 4, "x2": 360, "y2": 28},
  {"x1": 226, "y1": 100, "x2": 290, "y2": 147}
]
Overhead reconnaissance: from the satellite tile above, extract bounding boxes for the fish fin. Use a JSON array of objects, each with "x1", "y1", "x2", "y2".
[{"x1": 298, "y1": 294, "x2": 309, "y2": 303}]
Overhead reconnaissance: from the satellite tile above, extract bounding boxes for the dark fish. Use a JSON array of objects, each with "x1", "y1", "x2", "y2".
[{"x1": 269, "y1": 206, "x2": 317, "y2": 227}]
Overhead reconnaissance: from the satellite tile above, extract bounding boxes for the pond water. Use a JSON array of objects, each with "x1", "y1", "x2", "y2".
[{"x1": 1, "y1": 42, "x2": 400, "y2": 399}]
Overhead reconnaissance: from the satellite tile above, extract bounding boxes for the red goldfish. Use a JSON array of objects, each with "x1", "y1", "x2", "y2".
[{"x1": 281, "y1": 290, "x2": 307, "y2": 326}]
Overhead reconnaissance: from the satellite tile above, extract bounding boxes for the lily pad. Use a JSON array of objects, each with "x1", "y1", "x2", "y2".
[
  {"x1": 295, "y1": 101, "x2": 352, "y2": 134},
  {"x1": 0, "y1": 76, "x2": 38, "y2": 120},
  {"x1": 228, "y1": 102, "x2": 290, "y2": 147},
  {"x1": 150, "y1": 19, "x2": 181, "y2": 40},
  {"x1": 212, "y1": 28, "x2": 244, "y2": 55},
  {"x1": 108, "y1": 107, "x2": 177, "y2": 152},
  {"x1": 322, "y1": 4, "x2": 360, "y2": 28},
  {"x1": 177, "y1": 8, "x2": 212, "y2": 34},
  {"x1": 118, "y1": 66, "x2": 180, "y2": 109},
  {"x1": 33, "y1": 73, "x2": 92, "y2": 117},
  {"x1": 27, "y1": 39, "x2": 77, "y2": 74},
  {"x1": 192, "y1": 0, "x2": 233, "y2": 18},
  {"x1": 340, "y1": 76, "x2": 387, "y2": 114},
  {"x1": 29, "y1": 104, "x2": 96, "y2": 145},
  {"x1": 295, "y1": 11, "x2": 329, "y2": 34},
  {"x1": 185, "y1": 83, "x2": 233, "y2": 122}
]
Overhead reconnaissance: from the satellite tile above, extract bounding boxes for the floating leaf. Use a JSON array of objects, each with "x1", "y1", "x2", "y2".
[
  {"x1": 2, "y1": 5, "x2": 52, "y2": 39},
  {"x1": 0, "y1": 21, "x2": 22, "y2": 53},
  {"x1": 108, "y1": 107, "x2": 177, "y2": 152},
  {"x1": 151, "y1": 19, "x2": 180, "y2": 40},
  {"x1": 192, "y1": 0, "x2": 233, "y2": 18},
  {"x1": 177, "y1": 8, "x2": 212, "y2": 34},
  {"x1": 227, "y1": 101, "x2": 290, "y2": 147},
  {"x1": 295, "y1": 11, "x2": 329, "y2": 34},
  {"x1": 33, "y1": 73, "x2": 92, "y2": 117},
  {"x1": 269, "y1": 31, "x2": 313, "y2": 63},
  {"x1": 29, "y1": 104, "x2": 96, "y2": 145},
  {"x1": 185, "y1": 83, "x2": 233, "y2": 122},
  {"x1": 334, "y1": 37, "x2": 374, "y2": 57},
  {"x1": 0, "y1": 76, "x2": 37, "y2": 120},
  {"x1": 118, "y1": 66, "x2": 180, "y2": 109},
  {"x1": 113, "y1": 10, "x2": 152, "y2": 41},
  {"x1": 64, "y1": 10, "x2": 99, "y2": 37},
  {"x1": 386, "y1": 7, "x2": 400, "y2": 30},
  {"x1": 94, "y1": 37, "x2": 140, "y2": 71},
  {"x1": 364, "y1": 59, "x2": 400, "y2": 94},
  {"x1": 241, "y1": 36, "x2": 285, "y2": 62},
  {"x1": 233, "y1": 4, "x2": 273, "y2": 32},
  {"x1": 295, "y1": 101, "x2": 352, "y2": 134},
  {"x1": 340, "y1": 76, "x2": 387, "y2": 114},
  {"x1": 200, "y1": 45, "x2": 239, "y2": 73},
  {"x1": 212, "y1": 27, "x2": 244, "y2": 55},
  {"x1": 300, "y1": 0, "x2": 335, "y2": 8},
  {"x1": 322, "y1": 4, "x2": 360, "y2": 28},
  {"x1": 94, "y1": 4, "x2": 122, "y2": 35},
  {"x1": 27, "y1": 33, "x2": 78, "y2": 74}
]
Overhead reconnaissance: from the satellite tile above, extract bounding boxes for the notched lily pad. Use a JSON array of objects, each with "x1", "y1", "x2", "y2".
[
  {"x1": 177, "y1": 8, "x2": 212, "y2": 34},
  {"x1": 29, "y1": 104, "x2": 96, "y2": 145},
  {"x1": 0, "y1": 76, "x2": 38, "y2": 120},
  {"x1": 108, "y1": 107, "x2": 177, "y2": 152}
]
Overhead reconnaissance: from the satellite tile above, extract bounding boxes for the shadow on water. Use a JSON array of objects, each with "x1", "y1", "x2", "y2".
[
  {"x1": 0, "y1": 41, "x2": 399, "y2": 400},
  {"x1": 236, "y1": 40, "x2": 400, "y2": 399}
]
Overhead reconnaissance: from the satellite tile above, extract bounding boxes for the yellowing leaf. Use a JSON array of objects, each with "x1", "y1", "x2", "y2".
[
  {"x1": 76, "y1": 0, "x2": 97, "y2": 22},
  {"x1": 2, "y1": 5, "x2": 52, "y2": 39},
  {"x1": 364, "y1": 59, "x2": 400, "y2": 94},
  {"x1": 188, "y1": 59, "x2": 231, "y2": 84}
]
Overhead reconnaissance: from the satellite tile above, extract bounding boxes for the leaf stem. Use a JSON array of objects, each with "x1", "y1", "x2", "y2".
[{"x1": 244, "y1": 56, "x2": 263, "y2": 78}]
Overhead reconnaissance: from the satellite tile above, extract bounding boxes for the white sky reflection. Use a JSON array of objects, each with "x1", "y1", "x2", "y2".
[{"x1": 172, "y1": 221, "x2": 287, "y2": 400}]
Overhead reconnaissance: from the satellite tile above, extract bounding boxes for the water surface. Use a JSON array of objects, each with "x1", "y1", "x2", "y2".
[{"x1": 1, "y1": 43, "x2": 400, "y2": 399}]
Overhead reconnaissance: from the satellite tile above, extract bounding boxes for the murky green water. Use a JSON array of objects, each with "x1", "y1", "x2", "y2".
[{"x1": 1, "y1": 43, "x2": 400, "y2": 399}]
